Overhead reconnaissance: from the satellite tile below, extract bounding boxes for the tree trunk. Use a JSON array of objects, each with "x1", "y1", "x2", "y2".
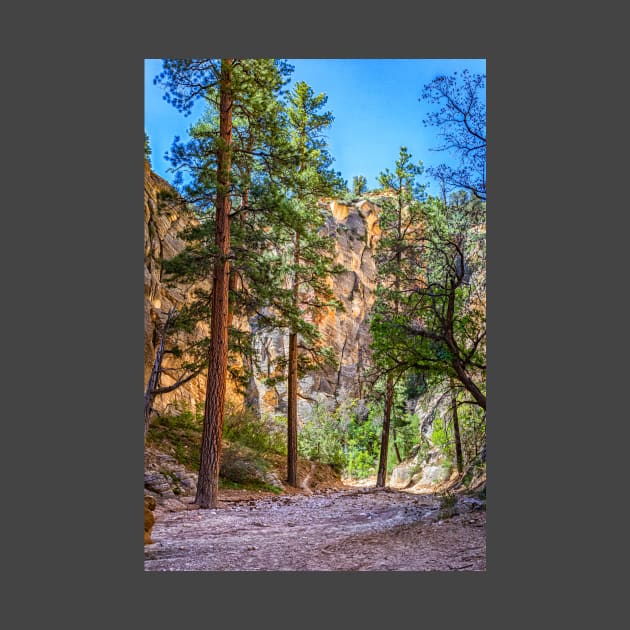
[
  {"x1": 452, "y1": 357, "x2": 486, "y2": 410},
  {"x1": 445, "y1": 276, "x2": 486, "y2": 411},
  {"x1": 195, "y1": 59, "x2": 233, "y2": 509},
  {"x1": 227, "y1": 139, "x2": 250, "y2": 331},
  {"x1": 287, "y1": 233, "x2": 300, "y2": 487},
  {"x1": 144, "y1": 307, "x2": 175, "y2": 443},
  {"x1": 287, "y1": 332, "x2": 298, "y2": 486},
  {"x1": 376, "y1": 188, "x2": 404, "y2": 485},
  {"x1": 392, "y1": 427, "x2": 402, "y2": 464},
  {"x1": 450, "y1": 380, "x2": 463, "y2": 474},
  {"x1": 376, "y1": 375, "x2": 394, "y2": 487}
]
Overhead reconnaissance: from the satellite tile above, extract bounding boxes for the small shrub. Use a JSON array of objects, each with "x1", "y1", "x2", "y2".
[
  {"x1": 439, "y1": 490, "x2": 457, "y2": 510},
  {"x1": 147, "y1": 405, "x2": 203, "y2": 470},
  {"x1": 437, "y1": 490, "x2": 459, "y2": 520},
  {"x1": 298, "y1": 401, "x2": 346, "y2": 470},
  {"x1": 223, "y1": 403, "x2": 286, "y2": 455}
]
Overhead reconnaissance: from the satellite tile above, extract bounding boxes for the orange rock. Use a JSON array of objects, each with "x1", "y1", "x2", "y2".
[{"x1": 144, "y1": 495, "x2": 156, "y2": 545}]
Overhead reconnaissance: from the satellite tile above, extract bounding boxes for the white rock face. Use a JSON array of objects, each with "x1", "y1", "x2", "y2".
[{"x1": 390, "y1": 383, "x2": 455, "y2": 489}]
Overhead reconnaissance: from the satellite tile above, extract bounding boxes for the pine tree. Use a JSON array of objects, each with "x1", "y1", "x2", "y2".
[
  {"x1": 155, "y1": 58, "x2": 294, "y2": 508},
  {"x1": 370, "y1": 146, "x2": 426, "y2": 487},
  {"x1": 352, "y1": 175, "x2": 367, "y2": 196},
  {"x1": 144, "y1": 130, "x2": 152, "y2": 164},
  {"x1": 281, "y1": 81, "x2": 345, "y2": 487}
]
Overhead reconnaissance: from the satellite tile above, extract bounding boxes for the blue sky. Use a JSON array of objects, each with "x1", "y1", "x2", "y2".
[{"x1": 144, "y1": 58, "x2": 486, "y2": 197}]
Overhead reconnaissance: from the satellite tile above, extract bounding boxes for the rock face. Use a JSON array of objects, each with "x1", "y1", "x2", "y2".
[
  {"x1": 390, "y1": 384, "x2": 455, "y2": 489},
  {"x1": 144, "y1": 160, "x2": 210, "y2": 414},
  {"x1": 253, "y1": 198, "x2": 381, "y2": 418},
  {"x1": 144, "y1": 162, "x2": 382, "y2": 419},
  {"x1": 144, "y1": 446, "x2": 199, "y2": 513},
  {"x1": 390, "y1": 447, "x2": 454, "y2": 489}
]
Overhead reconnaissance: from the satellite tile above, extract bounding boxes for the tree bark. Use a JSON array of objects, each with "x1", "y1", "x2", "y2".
[
  {"x1": 287, "y1": 233, "x2": 300, "y2": 487},
  {"x1": 444, "y1": 275, "x2": 486, "y2": 411},
  {"x1": 287, "y1": 331, "x2": 298, "y2": 486},
  {"x1": 195, "y1": 59, "x2": 233, "y2": 509},
  {"x1": 376, "y1": 375, "x2": 394, "y2": 487},
  {"x1": 392, "y1": 427, "x2": 402, "y2": 464},
  {"x1": 452, "y1": 357, "x2": 486, "y2": 410},
  {"x1": 144, "y1": 308, "x2": 175, "y2": 444},
  {"x1": 450, "y1": 380, "x2": 463, "y2": 474}
]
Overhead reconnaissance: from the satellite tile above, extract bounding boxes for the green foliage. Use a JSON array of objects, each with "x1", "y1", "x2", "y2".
[
  {"x1": 155, "y1": 61, "x2": 345, "y2": 405},
  {"x1": 453, "y1": 397, "x2": 486, "y2": 464},
  {"x1": 370, "y1": 190, "x2": 486, "y2": 409},
  {"x1": 422, "y1": 387, "x2": 486, "y2": 471},
  {"x1": 295, "y1": 394, "x2": 421, "y2": 480},
  {"x1": 298, "y1": 399, "x2": 346, "y2": 470},
  {"x1": 404, "y1": 370, "x2": 428, "y2": 399},
  {"x1": 431, "y1": 416, "x2": 451, "y2": 453},
  {"x1": 147, "y1": 405, "x2": 203, "y2": 470},
  {"x1": 391, "y1": 410, "x2": 420, "y2": 462},
  {"x1": 345, "y1": 414, "x2": 381, "y2": 478},
  {"x1": 352, "y1": 175, "x2": 368, "y2": 196},
  {"x1": 437, "y1": 489, "x2": 459, "y2": 519},
  {"x1": 366, "y1": 84, "x2": 487, "y2": 413},
  {"x1": 296, "y1": 397, "x2": 383, "y2": 476},
  {"x1": 223, "y1": 402, "x2": 287, "y2": 456},
  {"x1": 146, "y1": 399, "x2": 293, "y2": 473},
  {"x1": 370, "y1": 146, "x2": 426, "y2": 379}
]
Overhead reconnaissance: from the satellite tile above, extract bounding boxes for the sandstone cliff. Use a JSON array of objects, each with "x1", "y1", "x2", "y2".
[
  {"x1": 251, "y1": 199, "x2": 381, "y2": 418},
  {"x1": 143, "y1": 162, "x2": 382, "y2": 418},
  {"x1": 144, "y1": 160, "x2": 209, "y2": 413}
]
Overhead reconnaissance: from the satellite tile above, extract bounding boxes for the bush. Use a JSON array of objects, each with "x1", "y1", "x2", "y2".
[
  {"x1": 297, "y1": 396, "x2": 384, "y2": 478},
  {"x1": 147, "y1": 405, "x2": 203, "y2": 470},
  {"x1": 298, "y1": 398, "x2": 345, "y2": 470},
  {"x1": 147, "y1": 400, "x2": 287, "y2": 473},
  {"x1": 223, "y1": 402, "x2": 286, "y2": 455},
  {"x1": 344, "y1": 413, "x2": 381, "y2": 478}
]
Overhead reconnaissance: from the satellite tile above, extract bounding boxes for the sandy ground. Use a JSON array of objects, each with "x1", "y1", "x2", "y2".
[{"x1": 144, "y1": 487, "x2": 485, "y2": 571}]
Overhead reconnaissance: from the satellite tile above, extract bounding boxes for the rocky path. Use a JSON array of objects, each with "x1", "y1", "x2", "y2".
[{"x1": 144, "y1": 488, "x2": 485, "y2": 571}]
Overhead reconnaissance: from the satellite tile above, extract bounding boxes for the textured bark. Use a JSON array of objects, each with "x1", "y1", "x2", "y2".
[
  {"x1": 144, "y1": 308, "x2": 175, "y2": 443},
  {"x1": 376, "y1": 375, "x2": 394, "y2": 487},
  {"x1": 445, "y1": 275, "x2": 486, "y2": 411},
  {"x1": 195, "y1": 59, "x2": 233, "y2": 509},
  {"x1": 452, "y1": 357, "x2": 486, "y2": 410},
  {"x1": 227, "y1": 139, "x2": 250, "y2": 331},
  {"x1": 287, "y1": 233, "x2": 300, "y2": 487},
  {"x1": 451, "y1": 381, "x2": 463, "y2": 474},
  {"x1": 287, "y1": 332, "x2": 299, "y2": 486},
  {"x1": 392, "y1": 427, "x2": 402, "y2": 464}
]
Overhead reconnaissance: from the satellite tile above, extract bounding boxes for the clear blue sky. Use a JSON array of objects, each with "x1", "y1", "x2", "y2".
[{"x1": 144, "y1": 58, "x2": 486, "y2": 197}]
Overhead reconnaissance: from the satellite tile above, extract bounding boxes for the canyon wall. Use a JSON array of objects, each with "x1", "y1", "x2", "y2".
[{"x1": 144, "y1": 162, "x2": 382, "y2": 419}]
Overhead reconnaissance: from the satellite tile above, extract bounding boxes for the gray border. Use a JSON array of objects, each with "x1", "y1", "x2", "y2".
[{"x1": 11, "y1": 0, "x2": 613, "y2": 626}]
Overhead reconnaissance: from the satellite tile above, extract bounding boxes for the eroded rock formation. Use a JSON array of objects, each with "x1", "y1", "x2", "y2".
[
  {"x1": 143, "y1": 162, "x2": 382, "y2": 419},
  {"x1": 144, "y1": 160, "x2": 210, "y2": 414},
  {"x1": 252, "y1": 198, "x2": 381, "y2": 418}
]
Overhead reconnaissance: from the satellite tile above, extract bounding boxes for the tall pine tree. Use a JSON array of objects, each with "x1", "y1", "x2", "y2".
[
  {"x1": 281, "y1": 82, "x2": 345, "y2": 487},
  {"x1": 370, "y1": 146, "x2": 425, "y2": 487},
  {"x1": 155, "y1": 58, "x2": 294, "y2": 508}
]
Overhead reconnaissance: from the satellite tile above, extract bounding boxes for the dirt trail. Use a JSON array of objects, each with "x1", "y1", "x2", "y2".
[{"x1": 144, "y1": 487, "x2": 485, "y2": 571}]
